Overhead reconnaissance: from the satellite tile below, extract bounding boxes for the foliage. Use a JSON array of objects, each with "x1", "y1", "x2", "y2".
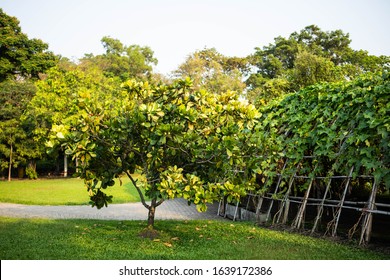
[
  {"x1": 79, "y1": 36, "x2": 157, "y2": 81},
  {"x1": 49, "y1": 78, "x2": 260, "y2": 226},
  {"x1": 174, "y1": 48, "x2": 248, "y2": 95},
  {"x1": 0, "y1": 8, "x2": 57, "y2": 179},
  {"x1": 254, "y1": 72, "x2": 390, "y2": 193},
  {"x1": 24, "y1": 66, "x2": 122, "y2": 156},
  {"x1": 25, "y1": 165, "x2": 38, "y2": 179},
  {"x1": 291, "y1": 49, "x2": 341, "y2": 88},
  {"x1": 0, "y1": 9, "x2": 58, "y2": 81},
  {"x1": 247, "y1": 25, "x2": 390, "y2": 105},
  {"x1": 0, "y1": 80, "x2": 37, "y2": 179},
  {"x1": 0, "y1": 80, "x2": 36, "y2": 121}
]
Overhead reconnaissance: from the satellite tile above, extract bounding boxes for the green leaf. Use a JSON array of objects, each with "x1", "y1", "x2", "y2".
[
  {"x1": 226, "y1": 149, "x2": 233, "y2": 157},
  {"x1": 56, "y1": 132, "x2": 65, "y2": 139}
]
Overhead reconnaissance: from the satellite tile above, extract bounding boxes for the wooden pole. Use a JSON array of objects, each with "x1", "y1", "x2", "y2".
[
  {"x1": 311, "y1": 177, "x2": 333, "y2": 234},
  {"x1": 332, "y1": 166, "x2": 354, "y2": 237},
  {"x1": 276, "y1": 172, "x2": 296, "y2": 224},
  {"x1": 233, "y1": 202, "x2": 239, "y2": 221},
  {"x1": 282, "y1": 199, "x2": 290, "y2": 224},
  {"x1": 63, "y1": 154, "x2": 68, "y2": 177},
  {"x1": 265, "y1": 159, "x2": 288, "y2": 222},
  {"x1": 292, "y1": 164, "x2": 318, "y2": 229},
  {"x1": 359, "y1": 179, "x2": 378, "y2": 245},
  {"x1": 8, "y1": 143, "x2": 13, "y2": 181}
]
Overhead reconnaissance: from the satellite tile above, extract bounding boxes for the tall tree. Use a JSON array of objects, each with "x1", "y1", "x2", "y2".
[
  {"x1": 247, "y1": 25, "x2": 390, "y2": 105},
  {"x1": 291, "y1": 49, "x2": 340, "y2": 88},
  {"x1": 0, "y1": 9, "x2": 58, "y2": 179},
  {"x1": 174, "y1": 48, "x2": 248, "y2": 95},
  {"x1": 79, "y1": 36, "x2": 157, "y2": 81},
  {"x1": 0, "y1": 80, "x2": 36, "y2": 180},
  {"x1": 0, "y1": 8, "x2": 58, "y2": 81}
]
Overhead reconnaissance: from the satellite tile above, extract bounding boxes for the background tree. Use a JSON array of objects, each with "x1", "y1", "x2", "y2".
[
  {"x1": 174, "y1": 48, "x2": 248, "y2": 95},
  {"x1": 49, "y1": 78, "x2": 260, "y2": 227},
  {"x1": 24, "y1": 66, "x2": 122, "y2": 177},
  {"x1": 0, "y1": 80, "x2": 36, "y2": 180},
  {"x1": 291, "y1": 49, "x2": 341, "y2": 88},
  {"x1": 0, "y1": 8, "x2": 58, "y2": 81},
  {"x1": 0, "y1": 9, "x2": 58, "y2": 179},
  {"x1": 247, "y1": 25, "x2": 390, "y2": 105},
  {"x1": 79, "y1": 36, "x2": 157, "y2": 81}
]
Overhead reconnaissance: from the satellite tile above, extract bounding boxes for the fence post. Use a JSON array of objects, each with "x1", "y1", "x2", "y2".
[
  {"x1": 332, "y1": 166, "x2": 354, "y2": 237},
  {"x1": 359, "y1": 179, "x2": 378, "y2": 245}
]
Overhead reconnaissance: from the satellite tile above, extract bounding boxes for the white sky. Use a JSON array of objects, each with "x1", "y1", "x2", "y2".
[{"x1": 1, "y1": 0, "x2": 389, "y2": 75}]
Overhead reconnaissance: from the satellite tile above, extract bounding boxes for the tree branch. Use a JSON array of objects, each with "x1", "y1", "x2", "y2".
[
  {"x1": 125, "y1": 170, "x2": 150, "y2": 210},
  {"x1": 156, "y1": 198, "x2": 165, "y2": 207}
]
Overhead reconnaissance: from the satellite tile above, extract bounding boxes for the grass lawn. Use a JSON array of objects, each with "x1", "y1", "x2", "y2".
[
  {"x1": 0, "y1": 217, "x2": 387, "y2": 260},
  {"x1": 0, "y1": 176, "x2": 141, "y2": 205}
]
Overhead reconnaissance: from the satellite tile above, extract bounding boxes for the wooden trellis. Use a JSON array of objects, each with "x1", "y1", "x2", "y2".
[{"x1": 218, "y1": 157, "x2": 390, "y2": 245}]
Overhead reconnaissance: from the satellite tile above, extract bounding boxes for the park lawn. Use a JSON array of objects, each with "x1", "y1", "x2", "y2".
[
  {"x1": 0, "y1": 217, "x2": 387, "y2": 260},
  {"x1": 0, "y1": 175, "x2": 142, "y2": 205}
]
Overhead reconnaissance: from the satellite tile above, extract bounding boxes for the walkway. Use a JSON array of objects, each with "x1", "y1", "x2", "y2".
[{"x1": 0, "y1": 198, "x2": 224, "y2": 221}]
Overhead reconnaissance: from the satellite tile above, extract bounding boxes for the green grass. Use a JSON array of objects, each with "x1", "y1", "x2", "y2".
[
  {"x1": 0, "y1": 217, "x2": 387, "y2": 260},
  {"x1": 0, "y1": 176, "x2": 141, "y2": 205}
]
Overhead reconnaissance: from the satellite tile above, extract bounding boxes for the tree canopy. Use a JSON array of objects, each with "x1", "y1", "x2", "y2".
[
  {"x1": 49, "y1": 78, "x2": 260, "y2": 226},
  {"x1": 246, "y1": 25, "x2": 390, "y2": 105},
  {"x1": 79, "y1": 36, "x2": 158, "y2": 81},
  {"x1": 0, "y1": 8, "x2": 58, "y2": 81},
  {"x1": 174, "y1": 48, "x2": 248, "y2": 95}
]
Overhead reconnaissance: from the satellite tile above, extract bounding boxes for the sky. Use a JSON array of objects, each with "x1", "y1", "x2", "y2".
[{"x1": 1, "y1": 0, "x2": 390, "y2": 75}]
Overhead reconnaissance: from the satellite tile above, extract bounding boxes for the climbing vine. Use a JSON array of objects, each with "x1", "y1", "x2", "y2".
[{"x1": 254, "y1": 72, "x2": 390, "y2": 193}]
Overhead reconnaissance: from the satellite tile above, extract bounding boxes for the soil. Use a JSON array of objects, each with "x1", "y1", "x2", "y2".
[{"x1": 138, "y1": 226, "x2": 160, "y2": 240}]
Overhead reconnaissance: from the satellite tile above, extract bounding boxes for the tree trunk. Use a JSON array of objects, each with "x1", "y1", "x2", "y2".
[
  {"x1": 125, "y1": 172, "x2": 164, "y2": 228},
  {"x1": 8, "y1": 143, "x2": 13, "y2": 182},
  {"x1": 147, "y1": 199, "x2": 157, "y2": 227},
  {"x1": 63, "y1": 154, "x2": 68, "y2": 177},
  {"x1": 359, "y1": 179, "x2": 378, "y2": 245}
]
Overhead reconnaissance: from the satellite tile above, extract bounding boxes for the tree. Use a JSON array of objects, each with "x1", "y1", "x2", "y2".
[
  {"x1": 0, "y1": 9, "x2": 58, "y2": 81},
  {"x1": 49, "y1": 78, "x2": 260, "y2": 227},
  {"x1": 290, "y1": 25, "x2": 351, "y2": 65},
  {"x1": 291, "y1": 49, "x2": 340, "y2": 89},
  {"x1": 24, "y1": 66, "x2": 122, "y2": 177},
  {"x1": 0, "y1": 119, "x2": 25, "y2": 181},
  {"x1": 0, "y1": 80, "x2": 36, "y2": 180},
  {"x1": 174, "y1": 48, "x2": 248, "y2": 95},
  {"x1": 247, "y1": 25, "x2": 390, "y2": 104},
  {"x1": 79, "y1": 36, "x2": 157, "y2": 81},
  {"x1": 0, "y1": 9, "x2": 58, "y2": 179}
]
